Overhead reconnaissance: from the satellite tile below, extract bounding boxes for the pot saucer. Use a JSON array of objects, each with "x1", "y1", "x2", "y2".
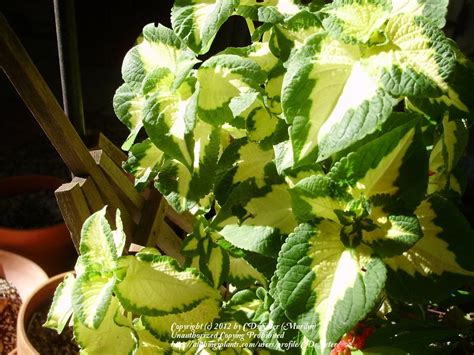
[{"x1": 0, "y1": 250, "x2": 48, "y2": 301}]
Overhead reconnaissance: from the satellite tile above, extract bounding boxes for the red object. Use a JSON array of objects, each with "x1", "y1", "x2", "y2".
[
  {"x1": 0, "y1": 175, "x2": 77, "y2": 276},
  {"x1": 331, "y1": 322, "x2": 376, "y2": 354},
  {"x1": 331, "y1": 340, "x2": 351, "y2": 354}
]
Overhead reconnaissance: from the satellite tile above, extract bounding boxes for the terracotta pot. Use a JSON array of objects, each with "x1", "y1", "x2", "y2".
[
  {"x1": 0, "y1": 250, "x2": 48, "y2": 301},
  {"x1": 0, "y1": 175, "x2": 76, "y2": 276},
  {"x1": 16, "y1": 272, "x2": 70, "y2": 355}
]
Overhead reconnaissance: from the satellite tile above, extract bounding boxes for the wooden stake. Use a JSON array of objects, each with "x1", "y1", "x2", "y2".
[
  {"x1": 55, "y1": 181, "x2": 91, "y2": 251},
  {"x1": 0, "y1": 14, "x2": 131, "y2": 228},
  {"x1": 97, "y1": 133, "x2": 127, "y2": 168},
  {"x1": 89, "y1": 150, "x2": 145, "y2": 214}
]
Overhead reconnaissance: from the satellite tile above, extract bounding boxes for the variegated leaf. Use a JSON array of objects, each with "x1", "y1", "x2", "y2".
[
  {"x1": 113, "y1": 83, "x2": 147, "y2": 150},
  {"x1": 266, "y1": 63, "x2": 285, "y2": 115},
  {"x1": 143, "y1": 78, "x2": 195, "y2": 167},
  {"x1": 362, "y1": 213, "x2": 421, "y2": 258},
  {"x1": 329, "y1": 119, "x2": 428, "y2": 211},
  {"x1": 190, "y1": 118, "x2": 223, "y2": 193},
  {"x1": 133, "y1": 320, "x2": 173, "y2": 354},
  {"x1": 154, "y1": 119, "x2": 220, "y2": 214},
  {"x1": 407, "y1": 54, "x2": 474, "y2": 123},
  {"x1": 114, "y1": 253, "x2": 220, "y2": 316},
  {"x1": 225, "y1": 289, "x2": 263, "y2": 321},
  {"x1": 246, "y1": 104, "x2": 281, "y2": 142},
  {"x1": 270, "y1": 10, "x2": 323, "y2": 61},
  {"x1": 74, "y1": 297, "x2": 137, "y2": 354},
  {"x1": 384, "y1": 195, "x2": 474, "y2": 301},
  {"x1": 154, "y1": 159, "x2": 197, "y2": 213},
  {"x1": 215, "y1": 183, "x2": 296, "y2": 256},
  {"x1": 379, "y1": 13, "x2": 455, "y2": 97},
  {"x1": 182, "y1": 220, "x2": 230, "y2": 288},
  {"x1": 322, "y1": 0, "x2": 392, "y2": 45},
  {"x1": 428, "y1": 115, "x2": 468, "y2": 195},
  {"x1": 235, "y1": 183, "x2": 297, "y2": 234},
  {"x1": 171, "y1": 0, "x2": 238, "y2": 54},
  {"x1": 123, "y1": 139, "x2": 164, "y2": 191},
  {"x1": 222, "y1": 42, "x2": 280, "y2": 74},
  {"x1": 44, "y1": 273, "x2": 75, "y2": 333},
  {"x1": 282, "y1": 33, "x2": 397, "y2": 164},
  {"x1": 72, "y1": 272, "x2": 116, "y2": 329},
  {"x1": 197, "y1": 54, "x2": 266, "y2": 125},
  {"x1": 199, "y1": 239, "x2": 230, "y2": 287},
  {"x1": 290, "y1": 174, "x2": 351, "y2": 223},
  {"x1": 277, "y1": 222, "x2": 386, "y2": 351},
  {"x1": 113, "y1": 210, "x2": 126, "y2": 258},
  {"x1": 80, "y1": 207, "x2": 118, "y2": 271},
  {"x1": 228, "y1": 256, "x2": 268, "y2": 288},
  {"x1": 215, "y1": 139, "x2": 278, "y2": 203},
  {"x1": 121, "y1": 24, "x2": 197, "y2": 91},
  {"x1": 390, "y1": 0, "x2": 449, "y2": 28},
  {"x1": 142, "y1": 297, "x2": 220, "y2": 340}
]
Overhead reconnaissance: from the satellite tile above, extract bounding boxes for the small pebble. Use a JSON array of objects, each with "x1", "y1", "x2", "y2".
[{"x1": 0, "y1": 278, "x2": 22, "y2": 355}]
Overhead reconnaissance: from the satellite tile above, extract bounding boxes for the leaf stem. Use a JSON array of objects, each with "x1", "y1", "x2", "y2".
[{"x1": 246, "y1": 18, "x2": 255, "y2": 37}]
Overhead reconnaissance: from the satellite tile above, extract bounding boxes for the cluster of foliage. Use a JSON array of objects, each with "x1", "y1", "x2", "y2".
[{"x1": 47, "y1": 0, "x2": 474, "y2": 353}]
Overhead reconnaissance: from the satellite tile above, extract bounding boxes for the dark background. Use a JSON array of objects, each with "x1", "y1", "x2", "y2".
[
  {"x1": 1, "y1": 0, "x2": 174, "y2": 157},
  {"x1": 0, "y1": 0, "x2": 250, "y2": 178}
]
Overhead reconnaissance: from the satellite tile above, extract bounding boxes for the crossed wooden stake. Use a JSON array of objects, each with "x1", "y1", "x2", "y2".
[{"x1": 0, "y1": 13, "x2": 190, "y2": 262}]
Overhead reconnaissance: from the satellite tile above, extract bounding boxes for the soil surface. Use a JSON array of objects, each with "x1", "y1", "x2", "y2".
[
  {"x1": 0, "y1": 190, "x2": 63, "y2": 229},
  {"x1": 27, "y1": 301, "x2": 79, "y2": 355}
]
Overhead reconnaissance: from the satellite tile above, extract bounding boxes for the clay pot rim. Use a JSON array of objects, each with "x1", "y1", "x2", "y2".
[
  {"x1": 0, "y1": 223, "x2": 67, "y2": 233},
  {"x1": 16, "y1": 272, "x2": 73, "y2": 355}
]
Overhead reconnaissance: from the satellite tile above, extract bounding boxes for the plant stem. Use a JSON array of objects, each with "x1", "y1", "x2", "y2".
[{"x1": 246, "y1": 18, "x2": 255, "y2": 37}]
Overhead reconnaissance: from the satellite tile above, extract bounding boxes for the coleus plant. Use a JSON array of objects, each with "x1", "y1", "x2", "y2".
[
  {"x1": 45, "y1": 208, "x2": 258, "y2": 353},
  {"x1": 47, "y1": 0, "x2": 474, "y2": 354}
]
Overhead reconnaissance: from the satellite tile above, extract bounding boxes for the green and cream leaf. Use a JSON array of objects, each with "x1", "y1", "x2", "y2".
[
  {"x1": 74, "y1": 298, "x2": 137, "y2": 355},
  {"x1": 290, "y1": 174, "x2": 350, "y2": 223},
  {"x1": 270, "y1": 10, "x2": 323, "y2": 61},
  {"x1": 282, "y1": 34, "x2": 397, "y2": 163},
  {"x1": 329, "y1": 119, "x2": 428, "y2": 210},
  {"x1": 80, "y1": 207, "x2": 118, "y2": 271},
  {"x1": 379, "y1": 14, "x2": 456, "y2": 97},
  {"x1": 123, "y1": 139, "x2": 164, "y2": 192},
  {"x1": 143, "y1": 297, "x2": 220, "y2": 340},
  {"x1": 276, "y1": 222, "x2": 386, "y2": 350},
  {"x1": 44, "y1": 273, "x2": 76, "y2": 333},
  {"x1": 113, "y1": 84, "x2": 147, "y2": 150},
  {"x1": 122, "y1": 24, "x2": 196, "y2": 90},
  {"x1": 114, "y1": 254, "x2": 220, "y2": 316},
  {"x1": 323, "y1": 0, "x2": 392, "y2": 45},
  {"x1": 228, "y1": 256, "x2": 268, "y2": 288},
  {"x1": 362, "y1": 214, "x2": 422, "y2": 258},
  {"x1": 197, "y1": 54, "x2": 266, "y2": 125},
  {"x1": 72, "y1": 273, "x2": 116, "y2": 329},
  {"x1": 390, "y1": 0, "x2": 449, "y2": 28},
  {"x1": 182, "y1": 222, "x2": 231, "y2": 288},
  {"x1": 133, "y1": 320, "x2": 173, "y2": 354},
  {"x1": 428, "y1": 115, "x2": 469, "y2": 195},
  {"x1": 171, "y1": 0, "x2": 238, "y2": 54},
  {"x1": 384, "y1": 195, "x2": 474, "y2": 301},
  {"x1": 143, "y1": 79, "x2": 195, "y2": 168}
]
